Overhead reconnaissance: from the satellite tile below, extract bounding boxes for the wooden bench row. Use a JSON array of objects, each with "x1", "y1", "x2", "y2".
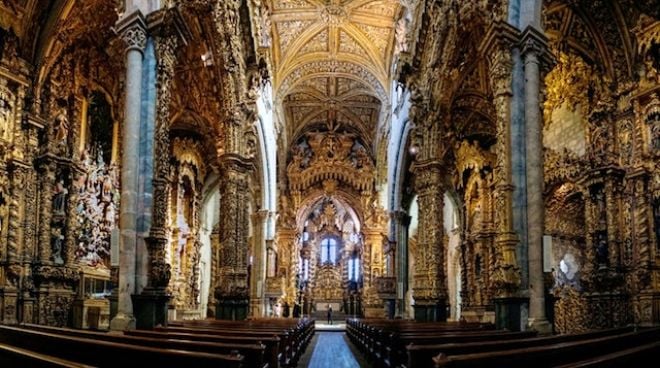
[
  {"x1": 346, "y1": 318, "x2": 533, "y2": 367},
  {"x1": 348, "y1": 318, "x2": 660, "y2": 368},
  {"x1": 431, "y1": 326, "x2": 660, "y2": 367},
  {"x1": 0, "y1": 325, "x2": 244, "y2": 367},
  {"x1": 163, "y1": 317, "x2": 315, "y2": 366},
  {"x1": 0, "y1": 318, "x2": 315, "y2": 367}
]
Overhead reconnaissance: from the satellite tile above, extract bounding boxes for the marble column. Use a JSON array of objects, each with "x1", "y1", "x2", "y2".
[
  {"x1": 110, "y1": 11, "x2": 147, "y2": 331},
  {"x1": 410, "y1": 160, "x2": 447, "y2": 322},
  {"x1": 521, "y1": 27, "x2": 552, "y2": 333}
]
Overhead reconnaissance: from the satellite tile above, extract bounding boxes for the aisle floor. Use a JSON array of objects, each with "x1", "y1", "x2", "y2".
[{"x1": 297, "y1": 331, "x2": 370, "y2": 368}]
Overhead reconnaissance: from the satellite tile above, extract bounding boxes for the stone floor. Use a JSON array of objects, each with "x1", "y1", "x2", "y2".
[
  {"x1": 297, "y1": 331, "x2": 370, "y2": 368},
  {"x1": 314, "y1": 322, "x2": 346, "y2": 331}
]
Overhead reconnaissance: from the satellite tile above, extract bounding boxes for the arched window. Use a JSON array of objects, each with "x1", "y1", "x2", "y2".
[
  {"x1": 348, "y1": 252, "x2": 360, "y2": 281},
  {"x1": 267, "y1": 248, "x2": 277, "y2": 278},
  {"x1": 320, "y1": 238, "x2": 337, "y2": 264},
  {"x1": 302, "y1": 258, "x2": 310, "y2": 281}
]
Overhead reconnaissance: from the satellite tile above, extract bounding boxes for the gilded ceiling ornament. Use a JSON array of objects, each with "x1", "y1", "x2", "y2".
[{"x1": 320, "y1": 5, "x2": 347, "y2": 26}]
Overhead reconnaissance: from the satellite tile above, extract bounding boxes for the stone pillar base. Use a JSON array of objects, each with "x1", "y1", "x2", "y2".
[
  {"x1": 528, "y1": 318, "x2": 553, "y2": 334},
  {"x1": 413, "y1": 299, "x2": 447, "y2": 322},
  {"x1": 364, "y1": 306, "x2": 386, "y2": 318},
  {"x1": 1, "y1": 290, "x2": 18, "y2": 324},
  {"x1": 637, "y1": 292, "x2": 660, "y2": 327},
  {"x1": 110, "y1": 312, "x2": 136, "y2": 331},
  {"x1": 19, "y1": 296, "x2": 36, "y2": 324},
  {"x1": 108, "y1": 289, "x2": 118, "y2": 322},
  {"x1": 132, "y1": 288, "x2": 170, "y2": 329},
  {"x1": 216, "y1": 298, "x2": 249, "y2": 320},
  {"x1": 495, "y1": 297, "x2": 528, "y2": 331}
]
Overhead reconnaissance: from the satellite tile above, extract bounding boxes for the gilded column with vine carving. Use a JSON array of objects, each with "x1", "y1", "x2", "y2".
[
  {"x1": 214, "y1": 154, "x2": 254, "y2": 320},
  {"x1": 410, "y1": 160, "x2": 447, "y2": 321},
  {"x1": 486, "y1": 35, "x2": 521, "y2": 297},
  {"x1": 144, "y1": 33, "x2": 177, "y2": 292}
]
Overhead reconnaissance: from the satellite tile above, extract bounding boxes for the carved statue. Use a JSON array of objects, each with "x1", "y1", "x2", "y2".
[
  {"x1": 0, "y1": 97, "x2": 9, "y2": 139},
  {"x1": 394, "y1": 17, "x2": 408, "y2": 55},
  {"x1": 53, "y1": 109, "x2": 69, "y2": 145},
  {"x1": 0, "y1": 194, "x2": 6, "y2": 238},
  {"x1": 595, "y1": 233, "x2": 608, "y2": 267},
  {"x1": 53, "y1": 180, "x2": 68, "y2": 215},
  {"x1": 253, "y1": 0, "x2": 272, "y2": 47},
  {"x1": 75, "y1": 144, "x2": 118, "y2": 267},
  {"x1": 51, "y1": 227, "x2": 65, "y2": 264},
  {"x1": 643, "y1": 54, "x2": 659, "y2": 84}
]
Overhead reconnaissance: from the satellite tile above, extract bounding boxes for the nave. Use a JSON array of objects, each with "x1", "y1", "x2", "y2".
[
  {"x1": 297, "y1": 331, "x2": 368, "y2": 368},
  {"x1": 0, "y1": 0, "x2": 660, "y2": 366}
]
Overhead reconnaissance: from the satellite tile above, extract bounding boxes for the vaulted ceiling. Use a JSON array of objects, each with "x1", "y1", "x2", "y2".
[{"x1": 268, "y1": 0, "x2": 402, "y2": 148}]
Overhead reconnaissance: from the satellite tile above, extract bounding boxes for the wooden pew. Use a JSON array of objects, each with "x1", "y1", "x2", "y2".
[
  {"x1": 154, "y1": 325, "x2": 299, "y2": 366},
  {"x1": 405, "y1": 326, "x2": 634, "y2": 368},
  {"x1": 346, "y1": 318, "x2": 527, "y2": 367},
  {"x1": 0, "y1": 342, "x2": 94, "y2": 368},
  {"x1": 432, "y1": 327, "x2": 660, "y2": 368},
  {"x1": 19, "y1": 323, "x2": 268, "y2": 368},
  {"x1": 173, "y1": 317, "x2": 315, "y2": 361},
  {"x1": 0, "y1": 325, "x2": 244, "y2": 368},
  {"x1": 126, "y1": 328, "x2": 282, "y2": 368},
  {"x1": 555, "y1": 340, "x2": 660, "y2": 368}
]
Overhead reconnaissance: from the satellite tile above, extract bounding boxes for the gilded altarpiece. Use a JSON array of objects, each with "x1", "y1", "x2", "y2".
[
  {"x1": 280, "y1": 130, "x2": 387, "y2": 317},
  {"x1": 167, "y1": 137, "x2": 205, "y2": 318},
  {"x1": 544, "y1": 10, "x2": 660, "y2": 332}
]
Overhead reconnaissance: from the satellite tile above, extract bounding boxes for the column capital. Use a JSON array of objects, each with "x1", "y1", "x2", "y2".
[
  {"x1": 115, "y1": 10, "x2": 148, "y2": 53},
  {"x1": 411, "y1": 159, "x2": 445, "y2": 193},
  {"x1": 519, "y1": 26, "x2": 555, "y2": 70},
  {"x1": 218, "y1": 153, "x2": 255, "y2": 174}
]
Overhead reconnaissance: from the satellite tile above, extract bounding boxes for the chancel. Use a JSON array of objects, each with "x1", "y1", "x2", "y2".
[{"x1": 0, "y1": 0, "x2": 659, "y2": 367}]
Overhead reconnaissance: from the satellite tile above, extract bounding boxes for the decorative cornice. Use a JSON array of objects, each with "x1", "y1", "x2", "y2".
[
  {"x1": 478, "y1": 20, "x2": 520, "y2": 57},
  {"x1": 147, "y1": 6, "x2": 191, "y2": 47}
]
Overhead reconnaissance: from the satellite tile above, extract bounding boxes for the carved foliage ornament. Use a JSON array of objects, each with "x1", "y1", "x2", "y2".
[
  {"x1": 288, "y1": 131, "x2": 375, "y2": 192},
  {"x1": 544, "y1": 52, "x2": 591, "y2": 124}
]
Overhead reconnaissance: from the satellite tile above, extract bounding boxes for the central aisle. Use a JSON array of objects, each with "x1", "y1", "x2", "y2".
[{"x1": 297, "y1": 331, "x2": 369, "y2": 368}]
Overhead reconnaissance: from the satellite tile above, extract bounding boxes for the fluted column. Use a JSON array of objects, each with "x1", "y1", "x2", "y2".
[
  {"x1": 214, "y1": 154, "x2": 254, "y2": 320},
  {"x1": 110, "y1": 11, "x2": 146, "y2": 331},
  {"x1": 521, "y1": 27, "x2": 552, "y2": 333},
  {"x1": 410, "y1": 160, "x2": 447, "y2": 321}
]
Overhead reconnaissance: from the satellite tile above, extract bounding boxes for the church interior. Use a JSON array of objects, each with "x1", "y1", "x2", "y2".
[{"x1": 0, "y1": 0, "x2": 660, "y2": 366}]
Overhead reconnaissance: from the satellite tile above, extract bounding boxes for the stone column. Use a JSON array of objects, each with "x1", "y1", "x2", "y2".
[
  {"x1": 521, "y1": 27, "x2": 552, "y2": 333},
  {"x1": 110, "y1": 11, "x2": 146, "y2": 331},
  {"x1": 390, "y1": 210, "x2": 410, "y2": 317},
  {"x1": 410, "y1": 160, "x2": 447, "y2": 321},
  {"x1": 249, "y1": 210, "x2": 269, "y2": 317},
  {"x1": 133, "y1": 26, "x2": 181, "y2": 329},
  {"x1": 214, "y1": 154, "x2": 254, "y2": 320}
]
